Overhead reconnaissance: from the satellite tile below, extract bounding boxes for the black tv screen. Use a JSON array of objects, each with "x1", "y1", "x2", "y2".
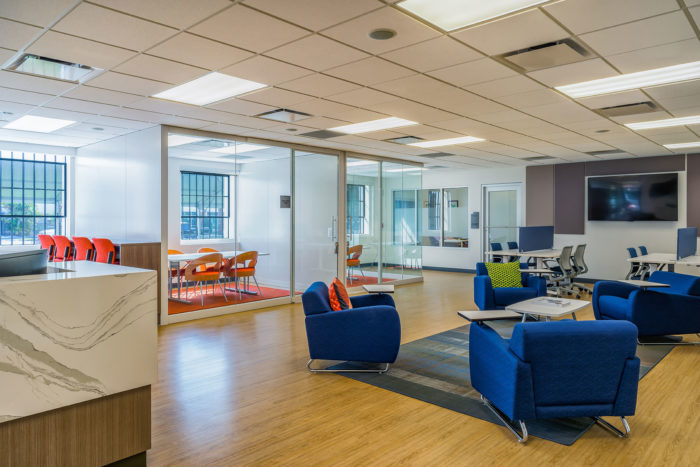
[{"x1": 588, "y1": 173, "x2": 678, "y2": 221}]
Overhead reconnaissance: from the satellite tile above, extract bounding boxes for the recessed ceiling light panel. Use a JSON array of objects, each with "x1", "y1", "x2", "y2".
[
  {"x1": 329, "y1": 117, "x2": 418, "y2": 134},
  {"x1": 626, "y1": 115, "x2": 700, "y2": 130},
  {"x1": 557, "y1": 61, "x2": 700, "y2": 98},
  {"x1": 409, "y1": 136, "x2": 485, "y2": 148},
  {"x1": 7, "y1": 54, "x2": 101, "y2": 82},
  {"x1": 153, "y1": 72, "x2": 267, "y2": 106},
  {"x1": 168, "y1": 134, "x2": 207, "y2": 147},
  {"x1": 664, "y1": 142, "x2": 700, "y2": 149},
  {"x1": 399, "y1": 0, "x2": 549, "y2": 31},
  {"x1": 3, "y1": 115, "x2": 75, "y2": 133}
]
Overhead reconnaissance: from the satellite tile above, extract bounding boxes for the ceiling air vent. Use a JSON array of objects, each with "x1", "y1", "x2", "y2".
[
  {"x1": 522, "y1": 155, "x2": 556, "y2": 161},
  {"x1": 300, "y1": 130, "x2": 345, "y2": 139},
  {"x1": 256, "y1": 108, "x2": 311, "y2": 123},
  {"x1": 501, "y1": 39, "x2": 589, "y2": 72},
  {"x1": 596, "y1": 101, "x2": 657, "y2": 117},
  {"x1": 6, "y1": 54, "x2": 102, "y2": 83},
  {"x1": 385, "y1": 135, "x2": 423, "y2": 144},
  {"x1": 420, "y1": 152, "x2": 454, "y2": 158},
  {"x1": 585, "y1": 150, "x2": 625, "y2": 156}
]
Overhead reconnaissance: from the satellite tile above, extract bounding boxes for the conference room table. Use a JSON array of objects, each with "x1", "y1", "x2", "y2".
[
  {"x1": 487, "y1": 248, "x2": 561, "y2": 269},
  {"x1": 168, "y1": 250, "x2": 269, "y2": 304}
]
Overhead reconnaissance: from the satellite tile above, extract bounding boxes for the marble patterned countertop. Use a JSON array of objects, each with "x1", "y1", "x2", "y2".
[{"x1": 0, "y1": 261, "x2": 154, "y2": 285}]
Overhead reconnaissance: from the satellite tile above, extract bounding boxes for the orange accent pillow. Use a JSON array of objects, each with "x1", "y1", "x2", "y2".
[{"x1": 329, "y1": 278, "x2": 353, "y2": 311}]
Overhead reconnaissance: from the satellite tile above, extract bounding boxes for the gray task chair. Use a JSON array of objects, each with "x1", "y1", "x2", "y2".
[
  {"x1": 546, "y1": 246, "x2": 578, "y2": 298},
  {"x1": 571, "y1": 244, "x2": 592, "y2": 294}
]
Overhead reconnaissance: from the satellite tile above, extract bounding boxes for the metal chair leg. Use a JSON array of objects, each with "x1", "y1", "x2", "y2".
[
  {"x1": 199, "y1": 281, "x2": 204, "y2": 306},
  {"x1": 480, "y1": 396, "x2": 528, "y2": 443},
  {"x1": 306, "y1": 359, "x2": 390, "y2": 374},
  {"x1": 218, "y1": 280, "x2": 228, "y2": 302},
  {"x1": 253, "y1": 275, "x2": 262, "y2": 296},
  {"x1": 593, "y1": 416, "x2": 630, "y2": 437}
]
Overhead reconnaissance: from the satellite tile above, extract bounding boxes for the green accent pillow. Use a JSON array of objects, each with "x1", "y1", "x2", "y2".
[{"x1": 485, "y1": 262, "x2": 523, "y2": 288}]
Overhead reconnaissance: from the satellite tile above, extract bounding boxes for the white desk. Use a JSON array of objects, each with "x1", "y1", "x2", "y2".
[
  {"x1": 616, "y1": 279, "x2": 671, "y2": 291},
  {"x1": 457, "y1": 310, "x2": 521, "y2": 322},
  {"x1": 488, "y1": 248, "x2": 561, "y2": 269},
  {"x1": 677, "y1": 255, "x2": 700, "y2": 267},
  {"x1": 627, "y1": 253, "x2": 676, "y2": 272},
  {"x1": 506, "y1": 297, "x2": 590, "y2": 322}
]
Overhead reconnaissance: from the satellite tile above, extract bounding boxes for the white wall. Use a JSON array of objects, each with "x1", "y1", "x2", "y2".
[
  {"x1": 74, "y1": 126, "x2": 161, "y2": 242},
  {"x1": 422, "y1": 166, "x2": 526, "y2": 270}
]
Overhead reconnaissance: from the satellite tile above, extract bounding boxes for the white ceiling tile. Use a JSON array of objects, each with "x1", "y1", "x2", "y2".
[
  {"x1": 285, "y1": 116, "x2": 349, "y2": 129},
  {"x1": 29, "y1": 107, "x2": 95, "y2": 122},
  {"x1": 0, "y1": 70, "x2": 76, "y2": 94},
  {"x1": 0, "y1": 18, "x2": 42, "y2": 50},
  {"x1": 527, "y1": 59, "x2": 618, "y2": 87},
  {"x1": 579, "y1": 11, "x2": 695, "y2": 56},
  {"x1": 239, "y1": 87, "x2": 312, "y2": 107},
  {"x1": 189, "y1": 4, "x2": 309, "y2": 53},
  {"x1": 577, "y1": 90, "x2": 649, "y2": 110},
  {"x1": 322, "y1": 7, "x2": 440, "y2": 54},
  {"x1": 81, "y1": 115, "x2": 155, "y2": 130},
  {"x1": 207, "y1": 98, "x2": 277, "y2": 116},
  {"x1": 157, "y1": 115, "x2": 213, "y2": 128},
  {"x1": 450, "y1": 9, "x2": 568, "y2": 56},
  {"x1": 242, "y1": 0, "x2": 382, "y2": 31},
  {"x1": 198, "y1": 123, "x2": 258, "y2": 135},
  {"x1": 0, "y1": 0, "x2": 75, "y2": 27},
  {"x1": 523, "y1": 101, "x2": 600, "y2": 124},
  {"x1": 326, "y1": 87, "x2": 396, "y2": 107},
  {"x1": 219, "y1": 56, "x2": 312, "y2": 85},
  {"x1": 0, "y1": 47, "x2": 15, "y2": 65},
  {"x1": 52, "y1": 3, "x2": 177, "y2": 52},
  {"x1": 44, "y1": 97, "x2": 120, "y2": 115},
  {"x1": 292, "y1": 98, "x2": 358, "y2": 116},
  {"x1": 91, "y1": 0, "x2": 232, "y2": 29},
  {"x1": 543, "y1": 0, "x2": 679, "y2": 34},
  {"x1": 28, "y1": 31, "x2": 137, "y2": 70},
  {"x1": 427, "y1": 58, "x2": 518, "y2": 87},
  {"x1": 644, "y1": 80, "x2": 700, "y2": 100},
  {"x1": 0, "y1": 87, "x2": 54, "y2": 106},
  {"x1": 86, "y1": 71, "x2": 171, "y2": 96},
  {"x1": 465, "y1": 75, "x2": 544, "y2": 99},
  {"x1": 692, "y1": 6, "x2": 700, "y2": 24},
  {"x1": 104, "y1": 107, "x2": 169, "y2": 123},
  {"x1": 606, "y1": 39, "x2": 700, "y2": 74},
  {"x1": 609, "y1": 110, "x2": 671, "y2": 124},
  {"x1": 147, "y1": 33, "x2": 253, "y2": 71},
  {"x1": 380, "y1": 36, "x2": 482, "y2": 72},
  {"x1": 278, "y1": 73, "x2": 360, "y2": 97},
  {"x1": 0, "y1": 100, "x2": 37, "y2": 117},
  {"x1": 325, "y1": 57, "x2": 415, "y2": 85},
  {"x1": 656, "y1": 95, "x2": 700, "y2": 114},
  {"x1": 123, "y1": 97, "x2": 198, "y2": 115},
  {"x1": 495, "y1": 88, "x2": 569, "y2": 109},
  {"x1": 368, "y1": 99, "x2": 456, "y2": 123},
  {"x1": 70, "y1": 123, "x2": 135, "y2": 136},
  {"x1": 332, "y1": 107, "x2": 387, "y2": 123},
  {"x1": 114, "y1": 55, "x2": 207, "y2": 85},
  {"x1": 63, "y1": 86, "x2": 142, "y2": 106},
  {"x1": 687, "y1": 0, "x2": 700, "y2": 6},
  {"x1": 265, "y1": 35, "x2": 369, "y2": 71}
]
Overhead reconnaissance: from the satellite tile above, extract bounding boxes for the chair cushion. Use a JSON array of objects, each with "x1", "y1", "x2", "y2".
[
  {"x1": 598, "y1": 295, "x2": 630, "y2": 320},
  {"x1": 493, "y1": 287, "x2": 537, "y2": 306},
  {"x1": 329, "y1": 278, "x2": 353, "y2": 311},
  {"x1": 485, "y1": 262, "x2": 523, "y2": 288}
]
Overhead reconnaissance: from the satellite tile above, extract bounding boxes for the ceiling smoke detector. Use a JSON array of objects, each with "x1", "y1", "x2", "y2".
[{"x1": 369, "y1": 28, "x2": 396, "y2": 40}]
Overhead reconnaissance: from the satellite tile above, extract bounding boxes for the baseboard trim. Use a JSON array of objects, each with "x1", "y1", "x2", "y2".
[{"x1": 423, "y1": 266, "x2": 476, "y2": 274}]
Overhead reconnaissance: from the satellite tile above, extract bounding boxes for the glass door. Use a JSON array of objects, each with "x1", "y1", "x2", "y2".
[
  {"x1": 346, "y1": 158, "x2": 380, "y2": 287},
  {"x1": 294, "y1": 151, "x2": 339, "y2": 293},
  {"x1": 482, "y1": 183, "x2": 522, "y2": 260}
]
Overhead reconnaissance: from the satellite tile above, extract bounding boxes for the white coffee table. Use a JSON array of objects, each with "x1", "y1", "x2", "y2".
[
  {"x1": 362, "y1": 284, "x2": 395, "y2": 294},
  {"x1": 506, "y1": 297, "x2": 590, "y2": 322},
  {"x1": 616, "y1": 280, "x2": 671, "y2": 291},
  {"x1": 457, "y1": 310, "x2": 522, "y2": 322}
]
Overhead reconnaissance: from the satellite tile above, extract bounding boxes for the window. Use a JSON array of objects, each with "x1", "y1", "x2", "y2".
[
  {"x1": 346, "y1": 183, "x2": 368, "y2": 235},
  {"x1": 420, "y1": 187, "x2": 468, "y2": 248},
  {"x1": 181, "y1": 171, "x2": 230, "y2": 240},
  {"x1": 392, "y1": 189, "x2": 419, "y2": 245},
  {"x1": 0, "y1": 151, "x2": 66, "y2": 245}
]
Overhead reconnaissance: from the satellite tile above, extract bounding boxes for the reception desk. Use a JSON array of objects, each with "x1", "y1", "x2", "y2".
[{"x1": 0, "y1": 261, "x2": 157, "y2": 466}]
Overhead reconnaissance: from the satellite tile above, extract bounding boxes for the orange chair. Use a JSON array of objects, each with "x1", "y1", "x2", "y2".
[
  {"x1": 53, "y1": 235, "x2": 74, "y2": 262},
  {"x1": 168, "y1": 249, "x2": 187, "y2": 297},
  {"x1": 197, "y1": 247, "x2": 219, "y2": 272},
  {"x1": 38, "y1": 234, "x2": 56, "y2": 261},
  {"x1": 223, "y1": 251, "x2": 261, "y2": 298},
  {"x1": 72, "y1": 237, "x2": 95, "y2": 261},
  {"x1": 92, "y1": 238, "x2": 118, "y2": 264},
  {"x1": 347, "y1": 245, "x2": 364, "y2": 283},
  {"x1": 184, "y1": 253, "x2": 227, "y2": 306}
]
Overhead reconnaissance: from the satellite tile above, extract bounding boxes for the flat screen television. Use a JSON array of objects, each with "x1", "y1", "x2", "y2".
[{"x1": 588, "y1": 173, "x2": 678, "y2": 221}]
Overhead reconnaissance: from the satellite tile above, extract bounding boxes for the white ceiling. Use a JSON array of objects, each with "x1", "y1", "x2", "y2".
[{"x1": 0, "y1": 0, "x2": 699, "y2": 169}]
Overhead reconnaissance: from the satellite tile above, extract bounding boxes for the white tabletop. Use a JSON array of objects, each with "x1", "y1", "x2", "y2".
[
  {"x1": 362, "y1": 284, "x2": 395, "y2": 293},
  {"x1": 677, "y1": 255, "x2": 700, "y2": 266},
  {"x1": 519, "y1": 268, "x2": 554, "y2": 274},
  {"x1": 616, "y1": 280, "x2": 671, "y2": 288},
  {"x1": 627, "y1": 253, "x2": 676, "y2": 264},
  {"x1": 168, "y1": 250, "x2": 269, "y2": 262},
  {"x1": 488, "y1": 248, "x2": 561, "y2": 258},
  {"x1": 458, "y1": 310, "x2": 522, "y2": 322},
  {"x1": 506, "y1": 297, "x2": 590, "y2": 317}
]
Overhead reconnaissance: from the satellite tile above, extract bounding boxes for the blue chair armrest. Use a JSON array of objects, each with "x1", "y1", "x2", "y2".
[
  {"x1": 469, "y1": 323, "x2": 535, "y2": 421},
  {"x1": 474, "y1": 275, "x2": 495, "y2": 310},
  {"x1": 613, "y1": 357, "x2": 640, "y2": 416},
  {"x1": 350, "y1": 293, "x2": 396, "y2": 309},
  {"x1": 305, "y1": 305, "x2": 401, "y2": 363},
  {"x1": 592, "y1": 281, "x2": 637, "y2": 320},
  {"x1": 525, "y1": 276, "x2": 547, "y2": 296}
]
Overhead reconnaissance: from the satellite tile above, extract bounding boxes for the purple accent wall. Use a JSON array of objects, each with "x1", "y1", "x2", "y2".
[
  {"x1": 525, "y1": 165, "x2": 554, "y2": 226},
  {"x1": 554, "y1": 162, "x2": 585, "y2": 234},
  {"x1": 688, "y1": 153, "x2": 700, "y2": 235},
  {"x1": 586, "y1": 155, "x2": 685, "y2": 176}
]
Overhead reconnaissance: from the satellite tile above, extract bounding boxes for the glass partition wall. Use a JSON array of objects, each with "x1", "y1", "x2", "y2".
[{"x1": 165, "y1": 130, "x2": 422, "y2": 322}]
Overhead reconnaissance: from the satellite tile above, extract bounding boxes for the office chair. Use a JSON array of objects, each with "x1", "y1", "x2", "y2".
[
  {"x1": 167, "y1": 249, "x2": 187, "y2": 297},
  {"x1": 625, "y1": 248, "x2": 648, "y2": 280},
  {"x1": 224, "y1": 251, "x2": 262, "y2": 299},
  {"x1": 347, "y1": 244, "x2": 365, "y2": 283},
  {"x1": 197, "y1": 247, "x2": 219, "y2": 272},
  {"x1": 72, "y1": 237, "x2": 95, "y2": 261},
  {"x1": 184, "y1": 253, "x2": 227, "y2": 306},
  {"x1": 546, "y1": 246, "x2": 578, "y2": 297},
  {"x1": 92, "y1": 238, "x2": 118, "y2": 264},
  {"x1": 638, "y1": 246, "x2": 649, "y2": 256},
  {"x1": 490, "y1": 242, "x2": 504, "y2": 263},
  {"x1": 506, "y1": 241, "x2": 520, "y2": 262},
  {"x1": 571, "y1": 244, "x2": 591, "y2": 294},
  {"x1": 37, "y1": 234, "x2": 56, "y2": 261},
  {"x1": 52, "y1": 235, "x2": 74, "y2": 262}
]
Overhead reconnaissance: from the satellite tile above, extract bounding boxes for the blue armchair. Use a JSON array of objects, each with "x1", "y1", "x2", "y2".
[
  {"x1": 593, "y1": 271, "x2": 700, "y2": 339},
  {"x1": 474, "y1": 262, "x2": 547, "y2": 310},
  {"x1": 301, "y1": 281, "x2": 401, "y2": 373},
  {"x1": 470, "y1": 320, "x2": 640, "y2": 442}
]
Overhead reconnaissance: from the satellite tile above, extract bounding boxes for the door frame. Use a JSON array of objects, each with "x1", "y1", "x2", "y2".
[{"x1": 481, "y1": 183, "x2": 523, "y2": 262}]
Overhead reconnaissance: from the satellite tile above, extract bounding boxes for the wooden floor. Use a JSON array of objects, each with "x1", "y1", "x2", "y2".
[{"x1": 150, "y1": 271, "x2": 700, "y2": 466}]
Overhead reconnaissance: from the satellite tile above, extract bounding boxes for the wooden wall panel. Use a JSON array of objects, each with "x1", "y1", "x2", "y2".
[
  {"x1": 525, "y1": 165, "x2": 554, "y2": 226},
  {"x1": 554, "y1": 162, "x2": 586, "y2": 234},
  {"x1": 688, "y1": 154, "x2": 700, "y2": 234},
  {"x1": 0, "y1": 386, "x2": 150, "y2": 467},
  {"x1": 120, "y1": 242, "x2": 161, "y2": 319},
  {"x1": 586, "y1": 154, "x2": 685, "y2": 176}
]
